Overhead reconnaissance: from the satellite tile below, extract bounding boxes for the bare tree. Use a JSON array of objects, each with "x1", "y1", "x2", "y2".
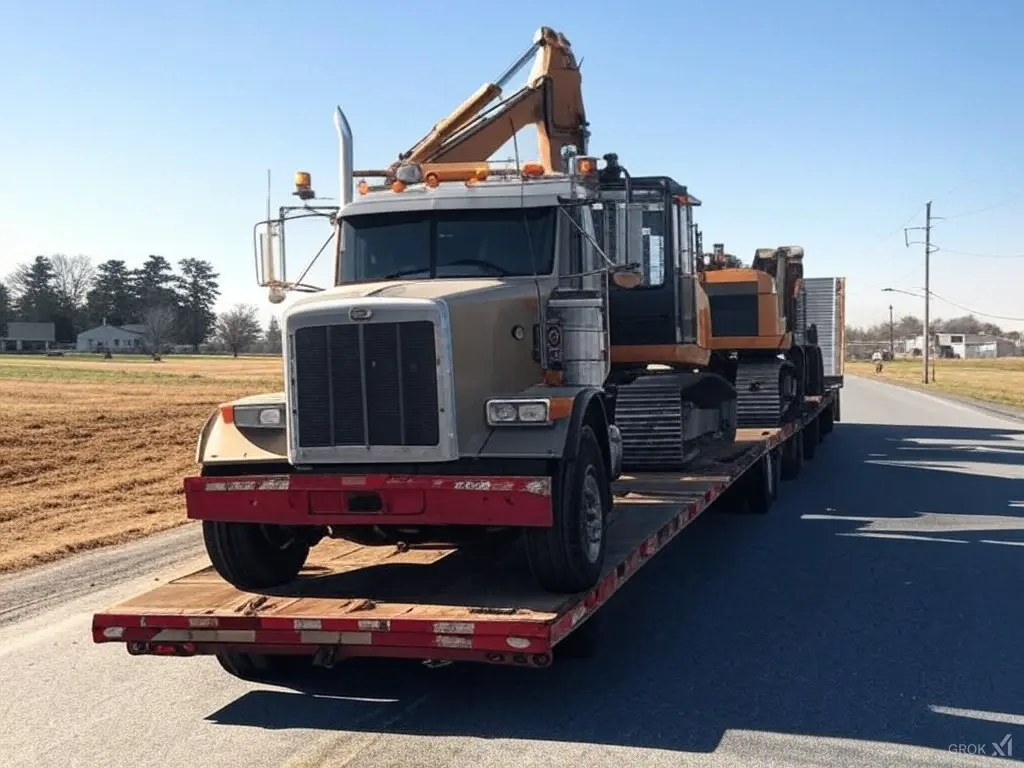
[
  {"x1": 50, "y1": 254, "x2": 95, "y2": 311},
  {"x1": 216, "y1": 304, "x2": 263, "y2": 357},
  {"x1": 143, "y1": 305, "x2": 175, "y2": 357},
  {"x1": 3, "y1": 263, "x2": 32, "y2": 301}
]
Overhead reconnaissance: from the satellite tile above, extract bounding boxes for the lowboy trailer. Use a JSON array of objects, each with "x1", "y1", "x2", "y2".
[{"x1": 91, "y1": 384, "x2": 841, "y2": 679}]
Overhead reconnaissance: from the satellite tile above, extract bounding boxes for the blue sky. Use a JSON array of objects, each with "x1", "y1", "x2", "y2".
[{"x1": 2, "y1": 0, "x2": 1023, "y2": 330}]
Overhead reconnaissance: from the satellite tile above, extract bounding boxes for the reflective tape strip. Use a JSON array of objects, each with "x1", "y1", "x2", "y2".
[
  {"x1": 299, "y1": 631, "x2": 372, "y2": 646},
  {"x1": 433, "y1": 621, "x2": 475, "y2": 635},
  {"x1": 436, "y1": 635, "x2": 473, "y2": 649},
  {"x1": 150, "y1": 629, "x2": 256, "y2": 643}
]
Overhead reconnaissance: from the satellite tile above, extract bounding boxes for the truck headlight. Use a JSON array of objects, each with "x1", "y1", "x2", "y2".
[
  {"x1": 486, "y1": 398, "x2": 552, "y2": 426},
  {"x1": 232, "y1": 404, "x2": 285, "y2": 429}
]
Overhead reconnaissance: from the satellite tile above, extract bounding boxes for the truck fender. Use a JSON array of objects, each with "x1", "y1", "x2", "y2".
[
  {"x1": 195, "y1": 409, "x2": 219, "y2": 464},
  {"x1": 563, "y1": 389, "x2": 613, "y2": 479},
  {"x1": 195, "y1": 402, "x2": 289, "y2": 466}
]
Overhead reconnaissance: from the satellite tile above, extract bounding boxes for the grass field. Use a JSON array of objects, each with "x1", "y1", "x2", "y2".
[
  {"x1": 846, "y1": 357, "x2": 1024, "y2": 409},
  {"x1": 4, "y1": 351, "x2": 1021, "y2": 575},
  {"x1": 0, "y1": 355, "x2": 284, "y2": 573}
]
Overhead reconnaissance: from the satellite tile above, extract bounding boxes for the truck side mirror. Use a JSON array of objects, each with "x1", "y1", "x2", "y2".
[
  {"x1": 255, "y1": 219, "x2": 287, "y2": 304},
  {"x1": 611, "y1": 202, "x2": 646, "y2": 287}
]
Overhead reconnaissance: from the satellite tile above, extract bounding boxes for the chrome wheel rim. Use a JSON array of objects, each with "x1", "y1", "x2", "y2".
[{"x1": 580, "y1": 467, "x2": 604, "y2": 563}]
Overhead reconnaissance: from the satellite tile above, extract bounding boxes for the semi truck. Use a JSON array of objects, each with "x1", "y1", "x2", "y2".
[{"x1": 90, "y1": 27, "x2": 846, "y2": 680}]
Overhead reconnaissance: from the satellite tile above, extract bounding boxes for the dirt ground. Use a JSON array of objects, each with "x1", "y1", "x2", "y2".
[
  {"x1": 0, "y1": 354, "x2": 283, "y2": 574},
  {"x1": 846, "y1": 357, "x2": 1024, "y2": 409}
]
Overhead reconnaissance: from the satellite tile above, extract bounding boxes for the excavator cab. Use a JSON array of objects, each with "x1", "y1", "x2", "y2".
[
  {"x1": 583, "y1": 161, "x2": 737, "y2": 470},
  {"x1": 590, "y1": 163, "x2": 707, "y2": 374}
]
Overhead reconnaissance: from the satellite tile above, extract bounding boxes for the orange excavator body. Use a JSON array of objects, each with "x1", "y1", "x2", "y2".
[{"x1": 701, "y1": 245, "x2": 805, "y2": 353}]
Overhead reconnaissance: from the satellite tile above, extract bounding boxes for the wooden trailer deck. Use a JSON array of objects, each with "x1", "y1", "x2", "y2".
[{"x1": 92, "y1": 390, "x2": 838, "y2": 665}]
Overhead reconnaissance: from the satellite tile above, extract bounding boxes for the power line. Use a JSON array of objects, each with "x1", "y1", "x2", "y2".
[
  {"x1": 889, "y1": 287, "x2": 1024, "y2": 323},
  {"x1": 858, "y1": 204, "x2": 925, "y2": 254},
  {"x1": 925, "y1": 290, "x2": 1024, "y2": 323},
  {"x1": 940, "y1": 192, "x2": 1024, "y2": 221},
  {"x1": 934, "y1": 247, "x2": 1024, "y2": 259}
]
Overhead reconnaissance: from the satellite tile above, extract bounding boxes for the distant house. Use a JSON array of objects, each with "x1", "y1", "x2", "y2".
[
  {"x1": 1, "y1": 321, "x2": 56, "y2": 352},
  {"x1": 899, "y1": 332, "x2": 1018, "y2": 358},
  {"x1": 76, "y1": 320, "x2": 147, "y2": 352}
]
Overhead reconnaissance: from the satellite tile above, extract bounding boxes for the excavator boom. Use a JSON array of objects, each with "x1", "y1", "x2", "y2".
[{"x1": 377, "y1": 27, "x2": 588, "y2": 178}]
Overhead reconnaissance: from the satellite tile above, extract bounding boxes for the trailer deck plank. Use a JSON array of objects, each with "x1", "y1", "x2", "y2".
[{"x1": 98, "y1": 429, "x2": 781, "y2": 630}]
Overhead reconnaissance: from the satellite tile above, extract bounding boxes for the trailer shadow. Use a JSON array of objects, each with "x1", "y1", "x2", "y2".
[{"x1": 205, "y1": 420, "x2": 1024, "y2": 759}]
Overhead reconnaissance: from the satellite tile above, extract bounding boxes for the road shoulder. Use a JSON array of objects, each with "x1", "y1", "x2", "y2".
[
  {"x1": 847, "y1": 373, "x2": 1024, "y2": 424},
  {"x1": 0, "y1": 523, "x2": 204, "y2": 629}
]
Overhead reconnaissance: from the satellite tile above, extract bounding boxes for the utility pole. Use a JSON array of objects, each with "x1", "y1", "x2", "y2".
[
  {"x1": 904, "y1": 201, "x2": 937, "y2": 384},
  {"x1": 923, "y1": 201, "x2": 932, "y2": 384},
  {"x1": 889, "y1": 304, "x2": 894, "y2": 359}
]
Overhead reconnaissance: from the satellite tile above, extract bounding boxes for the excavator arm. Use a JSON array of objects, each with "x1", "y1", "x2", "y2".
[{"x1": 385, "y1": 27, "x2": 589, "y2": 178}]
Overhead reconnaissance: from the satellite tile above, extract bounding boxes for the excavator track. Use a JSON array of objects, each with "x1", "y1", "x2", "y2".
[
  {"x1": 733, "y1": 358, "x2": 800, "y2": 428},
  {"x1": 613, "y1": 371, "x2": 736, "y2": 471}
]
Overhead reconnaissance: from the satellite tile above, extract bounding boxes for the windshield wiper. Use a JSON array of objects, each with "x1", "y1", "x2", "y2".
[{"x1": 382, "y1": 268, "x2": 431, "y2": 279}]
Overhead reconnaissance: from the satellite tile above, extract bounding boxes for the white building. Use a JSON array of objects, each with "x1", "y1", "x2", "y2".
[
  {"x1": 899, "y1": 332, "x2": 1018, "y2": 358},
  {"x1": 1, "y1": 321, "x2": 55, "y2": 351},
  {"x1": 76, "y1": 321, "x2": 147, "y2": 352}
]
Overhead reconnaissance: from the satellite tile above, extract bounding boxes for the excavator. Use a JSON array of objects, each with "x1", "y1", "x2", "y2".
[
  {"x1": 357, "y1": 26, "x2": 739, "y2": 470},
  {"x1": 699, "y1": 244, "x2": 825, "y2": 428}
]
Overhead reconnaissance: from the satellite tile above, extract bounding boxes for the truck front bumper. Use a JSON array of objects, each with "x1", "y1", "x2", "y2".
[{"x1": 184, "y1": 473, "x2": 554, "y2": 528}]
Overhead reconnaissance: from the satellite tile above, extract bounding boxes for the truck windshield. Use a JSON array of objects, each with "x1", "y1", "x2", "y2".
[{"x1": 338, "y1": 207, "x2": 556, "y2": 283}]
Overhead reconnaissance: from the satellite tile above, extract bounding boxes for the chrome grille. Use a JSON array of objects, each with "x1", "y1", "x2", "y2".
[{"x1": 292, "y1": 320, "x2": 440, "y2": 449}]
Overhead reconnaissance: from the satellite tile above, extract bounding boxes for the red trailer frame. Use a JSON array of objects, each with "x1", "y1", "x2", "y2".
[{"x1": 92, "y1": 388, "x2": 839, "y2": 670}]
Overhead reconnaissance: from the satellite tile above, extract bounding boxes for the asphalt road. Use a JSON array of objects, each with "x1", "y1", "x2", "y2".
[{"x1": 2, "y1": 376, "x2": 1024, "y2": 767}]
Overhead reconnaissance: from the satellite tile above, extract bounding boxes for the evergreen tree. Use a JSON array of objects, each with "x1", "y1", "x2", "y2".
[
  {"x1": 16, "y1": 256, "x2": 60, "y2": 323},
  {"x1": 131, "y1": 255, "x2": 178, "y2": 319},
  {"x1": 0, "y1": 283, "x2": 9, "y2": 336},
  {"x1": 85, "y1": 260, "x2": 136, "y2": 327},
  {"x1": 173, "y1": 258, "x2": 220, "y2": 351}
]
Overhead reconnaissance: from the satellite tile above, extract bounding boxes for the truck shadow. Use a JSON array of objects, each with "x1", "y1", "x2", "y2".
[{"x1": 205, "y1": 420, "x2": 1024, "y2": 759}]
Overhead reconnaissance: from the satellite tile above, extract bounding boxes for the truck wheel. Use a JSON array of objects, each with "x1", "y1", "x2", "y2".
[
  {"x1": 215, "y1": 651, "x2": 309, "y2": 683},
  {"x1": 557, "y1": 612, "x2": 603, "y2": 659},
  {"x1": 747, "y1": 448, "x2": 779, "y2": 514},
  {"x1": 203, "y1": 521, "x2": 309, "y2": 590},
  {"x1": 820, "y1": 401, "x2": 835, "y2": 435},
  {"x1": 781, "y1": 429, "x2": 804, "y2": 480},
  {"x1": 525, "y1": 425, "x2": 610, "y2": 594},
  {"x1": 802, "y1": 418, "x2": 819, "y2": 460}
]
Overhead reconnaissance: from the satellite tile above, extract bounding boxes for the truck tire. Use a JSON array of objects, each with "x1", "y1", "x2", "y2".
[
  {"x1": 747, "y1": 448, "x2": 779, "y2": 514},
  {"x1": 557, "y1": 612, "x2": 603, "y2": 659},
  {"x1": 820, "y1": 400, "x2": 835, "y2": 435},
  {"x1": 781, "y1": 429, "x2": 804, "y2": 480},
  {"x1": 802, "y1": 417, "x2": 819, "y2": 460},
  {"x1": 215, "y1": 651, "x2": 309, "y2": 683},
  {"x1": 203, "y1": 521, "x2": 309, "y2": 590},
  {"x1": 525, "y1": 425, "x2": 610, "y2": 594}
]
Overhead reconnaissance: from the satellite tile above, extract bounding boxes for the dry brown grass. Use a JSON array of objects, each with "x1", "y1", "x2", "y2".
[
  {"x1": 0, "y1": 355, "x2": 283, "y2": 574},
  {"x1": 846, "y1": 357, "x2": 1024, "y2": 409}
]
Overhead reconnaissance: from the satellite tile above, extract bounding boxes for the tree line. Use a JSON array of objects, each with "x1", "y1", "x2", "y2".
[
  {"x1": 0, "y1": 254, "x2": 278, "y2": 356},
  {"x1": 846, "y1": 313, "x2": 1021, "y2": 344}
]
